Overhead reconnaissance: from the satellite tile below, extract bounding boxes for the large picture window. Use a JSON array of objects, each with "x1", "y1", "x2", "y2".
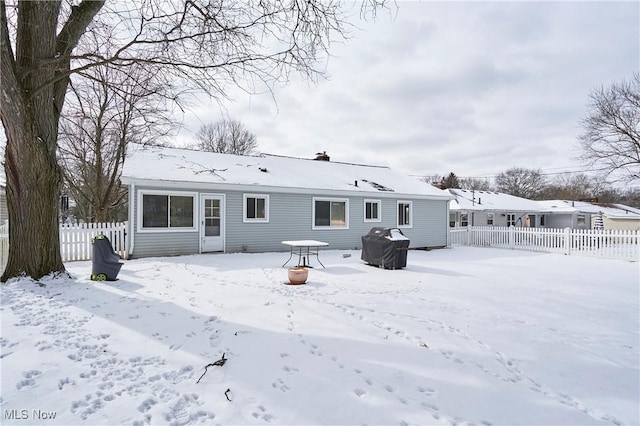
[
  {"x1": 364, "y1": 199, "x2": 381, "y2": 222},
  {"x1": 140, "y1": 191, "x2": 196, "y2": 231},
  {"x1": 244, "y1": 194, "x2": 269, "y2": 222},
  {"x1": 397, "y1": 201, "x2": 412, "y2": 227},
  {"x1": 313, "y1": 198, "x2": 348, "y2": 229}
]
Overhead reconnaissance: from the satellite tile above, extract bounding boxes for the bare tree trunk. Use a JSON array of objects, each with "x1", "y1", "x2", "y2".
[
  {"x1": 1, "y1": 1, "x2": 103, "y2": 280},
  {"x1": 2, "y1": 120, "x2": 65, "y2": 281}
]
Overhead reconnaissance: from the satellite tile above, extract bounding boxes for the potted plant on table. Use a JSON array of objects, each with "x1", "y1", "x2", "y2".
[{"x1": 287, "y1": 266, "x2": 308, "y2": 285}]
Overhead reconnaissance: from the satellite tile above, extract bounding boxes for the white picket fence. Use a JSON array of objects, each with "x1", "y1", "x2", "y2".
[
  {"x1": 0, "y1": 222, "x2": 127, "y2": 273},
  {"x1": 449, "y1": 226, "x2": 639, "y2": 261},
  {"x1": 60, "y1": 222, "x2": 127, "y2": 261}
]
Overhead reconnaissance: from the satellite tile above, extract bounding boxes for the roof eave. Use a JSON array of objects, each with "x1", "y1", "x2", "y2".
[{"x1": 121, "y1": 177, "x2": 453, "y2": 201}]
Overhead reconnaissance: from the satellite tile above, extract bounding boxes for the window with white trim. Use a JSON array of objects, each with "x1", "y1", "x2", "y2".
[
  {"x1": 397, "y1": 201, "x2": 412, "y2": 227},
  {"x1": 364, "y1": 199, "x2": 381, "y2": 222},
  {"x1": 313, "y1": 198, "x2": 348, "y2": 229},
  {"x1": 449, "y1": 213, "x2": 456, "y2": 227},
  {"x1": 243, "y1": 194, "x2": 269, "y2": 222},
  {"x1": 461, "y1": 213, "x2": 468, "y2": 227},
  {"x1": 507, "y1": 213, "x2": 516, "y2": 227},
  {"x1": 140, "y1": 191, "x2": 196, "y2": 230},
  {"x1": 487, "y1": 213, "x2": 494, "y2": 226},
  {"x1": 577, "y1": 214, "x2": 586, "y2": 225}
]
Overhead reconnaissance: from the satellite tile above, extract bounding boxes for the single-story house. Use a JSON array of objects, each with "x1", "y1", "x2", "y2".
[
  {"x1": 536, "y1": 200, "x2": 640, "y2": 230},
  {"x1": 120, "y1": 144, "x2": 453, "y2": 259},
  {"x1": 448, "y1": 189, "x2": 548, "y2": 227}
]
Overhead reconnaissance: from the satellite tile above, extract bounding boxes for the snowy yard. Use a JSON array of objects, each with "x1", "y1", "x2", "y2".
[{"x1": 0, "y1": 247, "x2": 638, "y2": 426}]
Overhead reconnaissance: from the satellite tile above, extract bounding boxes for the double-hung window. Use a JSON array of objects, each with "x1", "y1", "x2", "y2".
[
  {"x1": 397, "y1": 201, "x2": 412, "y2": 228},
  {"x1": 507, "y1": 213, "x2": 516, "y2": 227},
  {"x1": 313, "y1": 198, "x2": 348, "y2": 229},
  {"x1": 487, "y1": 213, "x2": 494, "y2": 226},
  {"x1": 461, "y1": 213, "x2": 468, "y2": 227},
  {"x1": 364, "y1": 199, "x2": 381, "y2": 222},
  {"x1": 243, "y1": 194, "x2": 269, "y2": 222},
  {"x1": 139, "y1": 191, "x2": 196, "y2": 231}
]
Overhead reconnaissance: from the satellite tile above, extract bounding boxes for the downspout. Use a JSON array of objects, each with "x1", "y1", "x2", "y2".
[
  {"x1": 127, "y1": 182, "x2": 135, "y2": 259},
  {"x1": 446, "y1": 199, "x2": 451, "y2": 248}
]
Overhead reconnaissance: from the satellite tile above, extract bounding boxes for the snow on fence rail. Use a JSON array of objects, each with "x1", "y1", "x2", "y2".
[
  {"x1": 449, "y1": 226, "x2": 639, "y2": 261},
  {"x1": 0, "y1": 222, "x2": 127, "y2": 273}
]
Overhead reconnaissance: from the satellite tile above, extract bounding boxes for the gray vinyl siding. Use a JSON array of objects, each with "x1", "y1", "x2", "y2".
[
  {"x1": 128, "y1": 185, "x2": 449, "y2": 258},
  {"x1": 546, "y1": 214, "x2": 574, "y2": 229},
  {"x1": 0, "y1": 190, "x2": 7, "y2": 224},
  {"x1": 546, "y1": 213, "x2": 591, "y2": 229},
  {"x1": 129, "y1": 185, "x2": 200, "y2": 259},
  {"x1": 225, "y1": 193, "x2": 448, "y2": 252}
]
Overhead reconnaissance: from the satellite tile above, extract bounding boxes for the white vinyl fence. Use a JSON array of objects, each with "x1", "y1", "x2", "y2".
[
  {"x1": 0, "y1": 222, "x2": 127, "y2": 273},
  {"x1": 450, "y1": 226, "x2": 639, "y2": 261}
]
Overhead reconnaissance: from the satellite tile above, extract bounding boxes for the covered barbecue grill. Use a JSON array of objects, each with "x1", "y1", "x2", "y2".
[
  {"x1": 91, "y1": 234, "x2": 123, "y2": 281},
  {"x1": 361, "y1": 227, "x2": 410, "y2": 269}
]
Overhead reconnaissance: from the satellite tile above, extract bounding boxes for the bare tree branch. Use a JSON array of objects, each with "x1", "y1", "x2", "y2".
[{"x1": 578, "y1": 73, "x2": 640, "y2": 183}]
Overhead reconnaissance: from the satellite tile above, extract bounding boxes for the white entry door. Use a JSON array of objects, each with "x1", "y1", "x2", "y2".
[{"x1": 201, "y1": 195, "x2": 224, "y2": 252}]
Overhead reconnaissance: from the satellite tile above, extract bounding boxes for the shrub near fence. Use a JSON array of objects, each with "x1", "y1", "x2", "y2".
[
  {"x1": 449, "y1": 226, "x2": 639, "y2": 261},
  {"x1": 0, "y1": 222, "x2": 127, "y2": 274}
]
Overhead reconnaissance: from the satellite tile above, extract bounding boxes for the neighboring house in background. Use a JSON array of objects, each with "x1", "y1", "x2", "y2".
[
  {"x1": 120, "y1": 144, "x2": 453, "y2": 259},
  {"x1": 537, "y1": 200, "x2": 640, "y2": 231},
  {"x1": 448, "y1": 189, "x2": 547, "y2": 228}
]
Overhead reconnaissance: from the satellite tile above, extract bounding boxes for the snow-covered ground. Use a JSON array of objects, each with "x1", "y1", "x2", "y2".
[{"x1": 1, "y1": 247, "x2": 638, "y2": 426}]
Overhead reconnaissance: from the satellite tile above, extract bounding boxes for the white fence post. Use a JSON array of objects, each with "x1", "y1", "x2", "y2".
[
  {"x1": 508, "y1": 226, "x2": 515, "y2": 250},
  {"x1": 564, "y1": 228, "x2": 571, "y2": 256}
]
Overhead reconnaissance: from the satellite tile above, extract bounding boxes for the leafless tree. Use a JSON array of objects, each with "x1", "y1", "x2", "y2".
[
  {"x1": 459, "y1": 177, "x2": 493, "y2": 191},
  {"x1": 579, "y1": 73, "x2": 640, "y2": 183},
  {"x1": 0, "y1": 0, "x2": 388, "y2": 281},
  {"x1": 539, "y1": 173, "x2": 606, "y2": 201},
  {"x1": 196, "y1": 119, "x2": 258, "y2": 155},
  {"x1": 495, "y1": 167, "x2": 547, "y2": 199},
  {"x1": 58, "y1": 64, "x2": 175, "y2": 223}
]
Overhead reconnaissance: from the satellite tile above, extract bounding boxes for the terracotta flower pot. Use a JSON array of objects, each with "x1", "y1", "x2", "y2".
[{"x1": 287, "y1": 267, "x2": 308, "y2": 285}]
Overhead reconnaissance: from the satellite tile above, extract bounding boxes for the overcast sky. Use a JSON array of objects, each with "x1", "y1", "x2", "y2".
[{"x1": 177, "y1": 1, "x2": 639, "y2": 183}]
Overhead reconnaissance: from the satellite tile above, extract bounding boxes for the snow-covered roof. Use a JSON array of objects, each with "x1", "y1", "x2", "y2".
[
  {"x1": 448, "y1": 189, "x2": 545, "y2": 212},
  {"x1": 537, "y1": 200, "x2": 640, "y2": 219},
  {"x1": 121, "y1": 144, "x2": 452, "y2": 200}
]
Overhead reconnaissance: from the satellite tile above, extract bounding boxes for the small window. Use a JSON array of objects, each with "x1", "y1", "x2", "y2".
[
  {"x1": 243, "y1": 194, "x2": 269, "y2": 222},
  {"x1": 577, "y1": 214, "x2": 586, "y2": 225},
  {"x1": 487, "y1": 213, "x2": 494, "y2": 226},
  {"x1": 461, "y1": 213, "x2": 468, "y2": 227},
  {"x1": 507, "y1": 213, "x2": 516, "y2": 227},
  {"x1": 449, "y1": 212, "x2": 456, "y2": 227},
  {"x1": 140, "y1": 191, "x2": 196, "y2": 231},
  {"x1": 364, "y1": 199, "x2": 381, "y2": 222},
  {"x1": 313, "y1": 198, "x2": 348, "y2": 229},
  {"x1": 397, "y1": 201, "x2": 412, "y2": 228},
  {"x1": 540, "y1": 215, "x2": 546, "y2": 226}
]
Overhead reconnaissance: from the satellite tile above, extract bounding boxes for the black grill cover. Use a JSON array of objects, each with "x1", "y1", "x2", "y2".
[
  {"x1": 91, "y1": 235, "x2": 123, "y2": 280},
  {"x1": 361, "y1": 227, "x2": 410, "y2": 269}
]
